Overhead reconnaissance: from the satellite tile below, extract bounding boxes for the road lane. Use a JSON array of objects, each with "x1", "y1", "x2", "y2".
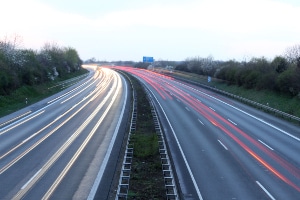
[
  {"x1": 116, "y1": 67, "x2": 300, "y2": 199},
  {"x1": 0, "y1": 66, "x2": 130, "y2": 199}
]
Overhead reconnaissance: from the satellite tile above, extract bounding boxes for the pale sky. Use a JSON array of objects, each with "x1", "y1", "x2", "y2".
[{"x1": 1, "y1": 0, "x2": 300, "y2": 62}]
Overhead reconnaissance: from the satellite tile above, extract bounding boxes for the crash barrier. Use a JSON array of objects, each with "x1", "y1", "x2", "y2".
[
  {"x1": 48, "y1": 73, "x2": 89, "y2": 90},
  {"x1": 144, "y1": 87, "x2": 179, "y2": 200},
  {"x1": 172, "y1": 75, "x2": 300, "y2": 123},
  {"x1": 115, "y1": 88, "x2": 137, "y2": 199}
]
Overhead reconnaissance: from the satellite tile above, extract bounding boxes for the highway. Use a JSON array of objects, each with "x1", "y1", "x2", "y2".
[
  {"x1": 116, "y1": 67, "x2": 300, "y2": 200},
  {"x1": 0, "y1": 66, "x2": 130, "y2": 200}
]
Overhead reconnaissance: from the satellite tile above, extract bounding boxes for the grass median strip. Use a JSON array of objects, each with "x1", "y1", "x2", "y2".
[{"x1": 126, "y1": 74, "x2": 166, "y2": 199}]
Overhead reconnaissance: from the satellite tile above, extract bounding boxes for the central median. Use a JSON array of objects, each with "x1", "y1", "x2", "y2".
[
  {"x1": 111, "y1": 70, "x2": 179, "y2": 199},
  {"x1": 124, "y1": 73, "x2": 166, "y2": 199}
]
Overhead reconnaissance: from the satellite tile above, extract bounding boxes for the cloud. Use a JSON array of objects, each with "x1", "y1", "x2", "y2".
[
  {"x1": 1, "y1": 0, "x2": 300, "y2": 61},
  {"x1": 91, "y1": 0, "x2": 300, "y2": 33},
  {"x1": 0, "y1": 0, "x2": 91, "y2": 47}
]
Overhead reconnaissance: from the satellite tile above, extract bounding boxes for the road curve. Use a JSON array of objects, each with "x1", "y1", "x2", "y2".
[
  {"x1": 0, "y1": 66, "x2": 130, "y2": 200},
  {"x1": 115, "y1": 66, "x2": 300, "y2": 200}
]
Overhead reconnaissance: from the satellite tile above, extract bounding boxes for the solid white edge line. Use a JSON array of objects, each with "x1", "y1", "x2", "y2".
[
  {"x1": 258, "y1": 139, "x2": 274, "y2": 151},
  {"x1": 87, "y1": 73, "x2": 128, "y2": 200},
  {"x1": 21, "y1": 169, "x2": 41, "y2": 190},
  {"x1": 217, "y1": 140, "x2": 228, "y2": 150},
  {"x1": 0, "y1": 110, "x2": 45, "y2": 136},
  {"x1": 175, "y1": 80, "x2": 300, "y2": 142},
  {"x1": 145, "y1": 83, "x2": 204, "y2": 200},
  {"x1": 256, "y1": 181, "x2": 276, "y2": 200}
]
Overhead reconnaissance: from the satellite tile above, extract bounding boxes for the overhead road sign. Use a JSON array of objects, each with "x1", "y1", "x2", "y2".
[{"x1": 143, "y1": 56, "x2": 154, "y2": 63}]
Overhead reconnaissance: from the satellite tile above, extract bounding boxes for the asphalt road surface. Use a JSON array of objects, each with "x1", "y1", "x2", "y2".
[
  {"x1": 116, "y1": 66, "x2": 300, "y2": 200},
  {"x1": 0, "y1": 65, "x2": 130, "y2": 200}
]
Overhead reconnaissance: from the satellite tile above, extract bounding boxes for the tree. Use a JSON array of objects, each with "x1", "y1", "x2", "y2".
[
  {"x1": 184, "y1": 56, "x2": 216, "y2": 76},
  {"x1": 175, "y1": 62, "x2": 189, "y2": 72},
  {"x1": 285, "y1": 44, "x2": 300, "y2": 68},
  {"x1": 0, "y1": 36, "x2": 84, "y2": 95},
  {"x1": 272, "y1": 56, "x2": 288, "y2": 73},
  {"x1": 276, "y1": 67, "x2": 300, "y2": 96},
  {"x1": 64, "y1": 47, "x2": 82, "y2": 72}
]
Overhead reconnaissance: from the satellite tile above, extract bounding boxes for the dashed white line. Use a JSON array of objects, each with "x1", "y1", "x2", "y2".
[
  {"x1": 173, "y1": 79, "x2": 300, "y2": 142},
  {"x1": 198, "y1": 119, "x2": 204, "y2": 125},
  {"x1": 185, "y1": 107, "x2": 190, "y2": 111},
  {"x1": 209, "y1": 107, "x2": 215, "y2": 111},
  {"x1": 218, "y1": 140, "x2": 228, "y2": 150},
  {"x1": 146, "y1": 86, "x2": 204, "y2": 200},
  {"x1": 176, "y1": 98, "x2": 181, "y2": 102},
  {"x1": 256, "y1": 181, "x2": 276, "y2": 200},
  {"x1": 228, "y1": 119, "x2": 237, "y2": 126},
  {"x1": 258, "y1": 139, "x2": 274, "y2": 151}
]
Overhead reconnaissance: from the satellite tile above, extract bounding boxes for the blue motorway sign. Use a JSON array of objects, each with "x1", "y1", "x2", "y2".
[{"x1": 143, "y1": 56, "x2": 154, "y2": 63}]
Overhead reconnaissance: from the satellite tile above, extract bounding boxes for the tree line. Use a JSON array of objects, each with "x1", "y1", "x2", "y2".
[
  {"x1": 0, "y1": 36, "x2": 83, "y2": 95},
  {"x1": 173, "y1": 45, "x2": 300, "y2": 97}
]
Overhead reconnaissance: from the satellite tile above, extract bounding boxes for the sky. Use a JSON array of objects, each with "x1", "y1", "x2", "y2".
[{"x1": 1, "y1": 0, "x2": 300, "y2": 62}]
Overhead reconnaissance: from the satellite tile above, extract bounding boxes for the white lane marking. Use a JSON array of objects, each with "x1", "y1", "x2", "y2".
[
  {"x1": 88, "y1": 72, "x2": 128, "y2": 199},
  {"x1": 256, "y1": 181, "x2": 276, "y2": 200},
  {"x1": 0, "y1": 78, "x2": 96, "y2": 134},
  {"x1": 196, "y1": 99, "x2": 201, "y2": 103},
  {"x1": 228, "y1": 119, "x2": 237, "y2": 126},
  {"x1": 258, "y1": 139, "x2": 274, "y2": 151},
  {"x1": 209, "y1": 107, "x2": 215, "y2": 111},
  {"x1": 185, "y1": 107, "x2": 190, "y2": 111},
  {"x1": 14, "y1": 69, "x2": 119, "y2": 199},
  {"x1": 0, "y1": 111, "x2": 32, "y2": 127},
  {"x1": 176, "y1": 98, "x2": 181, "y2": 102},
  {"x1": 146, "y1": 86, "x2": 204, "y2": 200},
  {"x1": 218, "y1": 140, "x2": 228, "y2": 150},
  {"x1": 0, "y1": 110, "x2": 45, "y2": 136},
  {"x1": 176, "y1": 81, "x2": 300, "y2": 142},
  {"x1": 21, "y1": 169, "x2": 41, "y2": 190},
  {"x1": 198, "y1": 119, "x2": 204, "y2": 125}
]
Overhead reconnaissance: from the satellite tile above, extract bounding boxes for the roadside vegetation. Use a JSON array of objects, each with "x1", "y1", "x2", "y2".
[
  {"x1": 168, "y1": 45, "x2": 300, "y2": 98},
  {"x1": 0, "y1": 35, "x2": 87, "y2": 117},
  {"x1": 160, "y1": 69, "x2": 300, "y2": 119},
  {"x1": 126, "y1": 73, "x2": 166, "y2": 199},
  {"x1": 133, "y1": 44, "x2": 300, "y2": 118}
]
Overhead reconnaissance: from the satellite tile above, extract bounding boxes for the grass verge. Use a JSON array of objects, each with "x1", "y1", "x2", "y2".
[
  {"x1": 0, "y1": 70, "x2": 88, "y2": 117},
  {"x1": 159, "y1": 69, "x2": 300, "y2": 119}
]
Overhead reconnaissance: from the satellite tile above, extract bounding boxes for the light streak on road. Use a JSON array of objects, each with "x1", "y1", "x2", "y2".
[
  {"x1": 0, "y1": 66, "x2": 127, "y2": 199},
  {"x1": 116, "y1": 66, "x2": 300, "y2": 196}
]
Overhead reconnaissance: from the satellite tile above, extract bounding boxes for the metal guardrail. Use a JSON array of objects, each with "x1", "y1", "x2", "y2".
[
  {"x1": 115, "y1": 70, "x2": 179, "y2": 199},
  {"x1": 115, "y1": 81, "x2": 137, "y2": 199},
  {"x1": 144, "y1": 87, "x2": 179, "y2": 200},
  {"x1": 47, "y1": 73, "x2": 89, "y2": 89},
  {"x1": 171, "y1": 75, "x2": 300, "y2": 123}
]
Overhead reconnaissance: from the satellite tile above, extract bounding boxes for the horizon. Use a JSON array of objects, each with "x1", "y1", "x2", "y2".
[{"x1": 1, "y1": 0, "x2": 300, "y2": 62}]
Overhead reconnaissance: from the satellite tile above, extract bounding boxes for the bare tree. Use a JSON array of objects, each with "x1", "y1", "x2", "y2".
[
  {"x1": 285, "y1": 44, "x2": 300, "y2": 68},
  {"x1": 0, "y1": 34, "x2": 26, "y2": 67}
]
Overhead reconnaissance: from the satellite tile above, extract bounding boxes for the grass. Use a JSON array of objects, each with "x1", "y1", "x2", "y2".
[
  {"x1": 0, "y1": 70, "x2": 88, "y2": 117},
  {"x1": 159, "y1": 69, "x2": 300, "y2": 119},
  {"x1": 126, "y1": 74, "x2": 166, "y2": 199}
]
